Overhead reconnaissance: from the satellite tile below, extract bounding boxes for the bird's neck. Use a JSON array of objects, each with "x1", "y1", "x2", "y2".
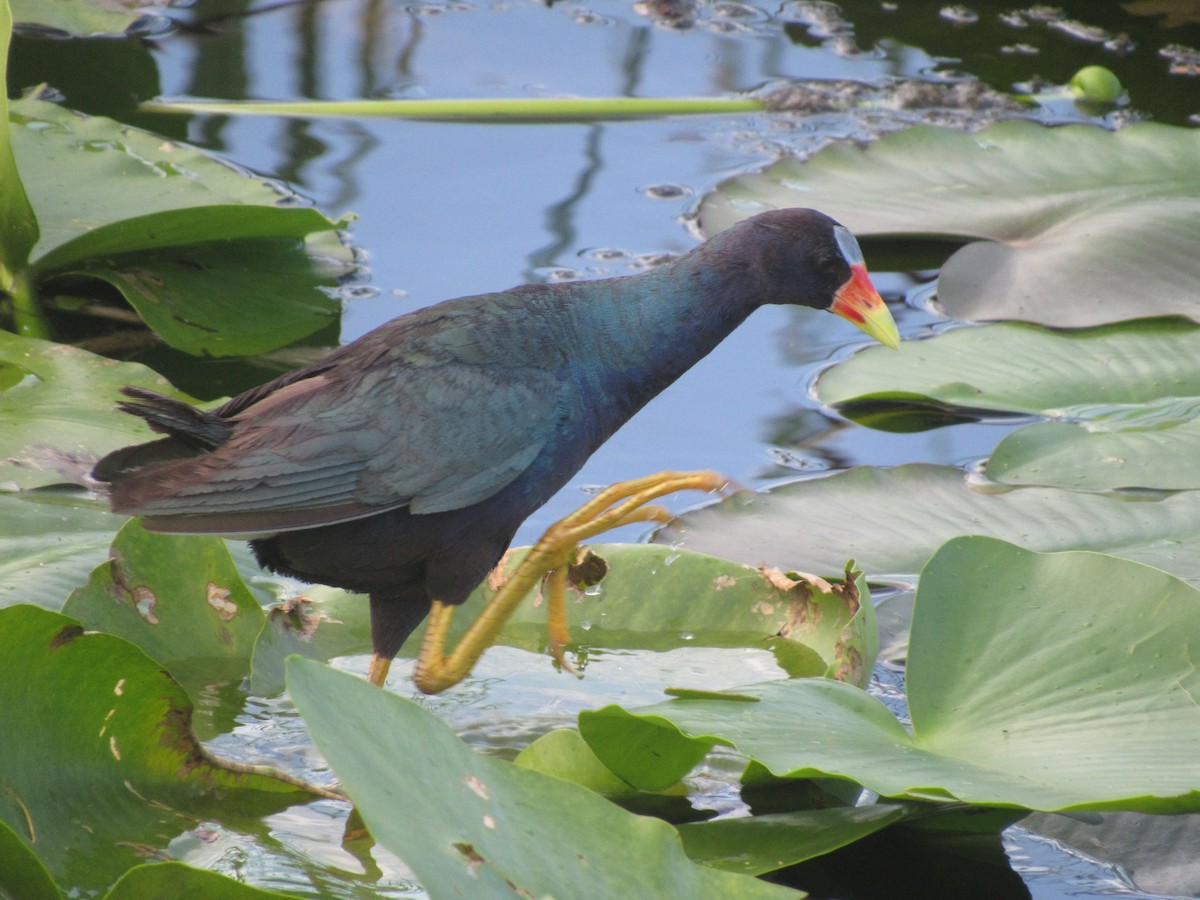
[{"x1": 560, "y1": 248, "x2": 761, "y2": 434}]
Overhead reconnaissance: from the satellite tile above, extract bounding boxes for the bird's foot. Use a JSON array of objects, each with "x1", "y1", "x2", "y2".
[
  {"x1": 367, "y1": 653, "x2": 392, "y2": 688},
  {"x1": 413, "y1": 470, "x2": 729, "y2": 694}
]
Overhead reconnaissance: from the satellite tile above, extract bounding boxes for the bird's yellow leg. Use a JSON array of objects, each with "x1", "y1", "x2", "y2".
[
  {"x1": 544, "y1": 565, "x2": 573, "y2": 670},
  {"x1": 367, "y1": 653, "x2": 393, "y2": 688},
  {"x1": 413, "y1": 470, "x2": 728, "y2": 694}
]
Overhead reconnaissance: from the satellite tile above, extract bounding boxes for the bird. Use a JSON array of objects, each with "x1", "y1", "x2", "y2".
[{"x1": 92, "y1": 208, "x2": 899, "y2": 691}]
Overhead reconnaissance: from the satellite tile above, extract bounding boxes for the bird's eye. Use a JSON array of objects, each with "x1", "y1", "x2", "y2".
[{"x1": 817, "y1": 256, "x2": 841, "y2": 276}]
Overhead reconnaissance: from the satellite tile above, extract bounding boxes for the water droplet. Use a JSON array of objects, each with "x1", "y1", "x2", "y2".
[
  {"x1": 580, "y1": 247, "x2": 629, "y2": 262},
  {"x1": 539, "y1": 267, "x2": 584, "y2": 283},
  {"x1": 640, "y1": 183, "x2": 692, "y2": 200},
  {"x1": 335, "y1": 284, "x2": 379, "y2": 301},
  {"x1": 939, "y1": 6, "x2": 979, "y2": 26}
]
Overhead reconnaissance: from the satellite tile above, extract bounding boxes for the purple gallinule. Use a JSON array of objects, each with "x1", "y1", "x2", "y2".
[{"x1": 93, "y1": 208, "x2": 899, "y2": 691}]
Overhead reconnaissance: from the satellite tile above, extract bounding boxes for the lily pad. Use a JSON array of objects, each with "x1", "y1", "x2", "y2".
[
  {"x1": 63, "y1": 519, "x2": 266, "y2": 697},
  {"x1": 287, "y1": 657, "x2": 797, "y2": 899},
  {"x1": 463, "y1": 545, "x2": 876, "y2": 685},
  {"x1": 0, "y1": 330, "x2": 197, "y2": 490},
  {"x1": 985, "y1": 414, "x2": 1200, "y2": 491},
  {"x1": 677, "y1": 805, "x2": 909, "y2": 875},
  {"x1": 103, "y1": 863, "x2": 299, "y2": 900},
  {"x1": 582, "y1": 537, "x2": 1200, "y2": 812},
  {"x1": 665, "y1": 463, "x2": 1200, "y2": 585},
  {"x1": 0, "y1": 0, "x2": 35, "y2": 281},
  {"x1": 699, "y1": 121, "x2": 1200, "y2": 327},
  {"x1": 0, "y1": 605, "x2": 323, "y2": 893},
  {"x1": 818, "y1": 319, "x2": 1200, "y2": 418},
  {"x1": 0, "y1": 488, "x2": 125, "y2": 610},
  {"x1": 247, "y1": 584, "x2": 374, "y2": 696},
  {"x1": 8, "y1": 96, "x2": 352, "y2": 355},
  {"x1": 11, "y1": 0, "x2": 172, "y2": 37},
  {"x1": 817, "y1": 318, "x2": 1200, "y2": 490},
  {"x1": 0, "y1": 818, "x2": 59, "y2": 900},
  {"x1": 248, "y1": 543, "x2": 878, "y2": 694}
]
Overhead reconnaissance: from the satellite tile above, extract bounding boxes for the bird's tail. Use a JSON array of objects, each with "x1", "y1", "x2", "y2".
[
  {"x1": 115, "y1": 387, "x2": 231, "y2": 449},
  {"x1": 92, "y1": 387, "x2": 231, "y2": 483}
]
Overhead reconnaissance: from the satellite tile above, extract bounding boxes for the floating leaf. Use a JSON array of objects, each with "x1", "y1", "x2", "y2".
[
  {"x1": 247, "y1": 584, "x2": 373, "y2": 696},
  {"x1": 0, "y1": 330, "x2": 197, "y2": 490},
  {"x1": 0, "y1": 0, "x2": 36, "y2": 279},
  {"x1": 677, "y1": 805, "x2": 909, "y2": 875},
  {"x1": 583, "y1": 537, "x2": 1200, "y2": 812},
  {"x1": 0, "y1": 489, "x2": 125, "y2": 610},
  {"x1": 287, "y1": 658, "x2": 797, "y2": 899},
  {"x1": 458, "y1": 544, "x2": 876, "y2": 685},
  {"x1": 514, "y1": 728, "x2": 647, "y2": 797},
  {"x1": 11, "y1": 0, "x2": 172, "y2": 37},
  {"x1": 667, "y1": 464, "x2": 1200, "y2": 585},
  {"x1": 8, "y1": 97, "x2": 352, "y2": 355},
  {"x1": 0, "y1": 605, "x2": 323, "y2": 893},
  {"x1": 246, "y1": 543, "x2": 877, "y2": 694},
  {"x1": 63, "y1": 519, "x2": 266, "y2": 697},
  {"x1": 513, "y1": 728, "x2": 700, "y2": 821},
  {"x1": 699, "y1": 121, "x2": 1200, "y2": 327},
  {"x1": 0, "y1": 818, "x2": 59, "y2": 900},
  {"x1": 817, "y1": 319, "x2": 1200, "y2": 490},
  {"x1": 103, "y1": 862, "x2": 298, "y2": 900},
  {"x1": 818, "y1": 319, "x2": 1200, "y2": 419}
]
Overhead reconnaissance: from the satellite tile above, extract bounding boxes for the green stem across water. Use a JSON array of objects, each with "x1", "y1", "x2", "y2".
[{"x1": 141, "y1": 95, "x2": 766, "y2": 123}]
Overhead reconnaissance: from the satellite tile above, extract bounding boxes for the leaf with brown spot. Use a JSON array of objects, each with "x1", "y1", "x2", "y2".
[
  {"x1": 452, "y1": 543, "x2": 876, "y2": 685},
  {"x1": 0, "y1": 605, "x2": 325, "y2": 894},
  {"x1": 762, "y1": 560, "x2": 874, "y2": 686},
  {"x1": 64, "y1": 519, "x2": 264, "y2": 709}
]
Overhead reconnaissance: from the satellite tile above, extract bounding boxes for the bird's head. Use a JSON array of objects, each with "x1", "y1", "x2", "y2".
[{"x1": 733, "y1": 208, "x2": 900, "y2": 349}]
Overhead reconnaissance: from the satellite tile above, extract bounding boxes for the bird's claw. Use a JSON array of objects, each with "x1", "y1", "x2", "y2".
[{"x1": 413, "y1": 470, "x2": 730, "y2": 694}]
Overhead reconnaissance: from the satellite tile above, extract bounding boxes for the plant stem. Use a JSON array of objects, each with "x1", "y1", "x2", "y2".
[
  {"x1": 141, "y1": 95, "x2": 766, "y2": 123},
  {"x1": 6, "y1": 268, "x2": 49, "y2": 339}
]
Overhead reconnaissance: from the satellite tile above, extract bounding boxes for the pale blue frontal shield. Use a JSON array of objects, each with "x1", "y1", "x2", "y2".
[{"x1": 833, "y1": 224, "x2": 865, "y2": 266}]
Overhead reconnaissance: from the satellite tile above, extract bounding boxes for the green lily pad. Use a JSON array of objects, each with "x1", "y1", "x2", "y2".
[
  {"x1": 462, "y1": 545, "x2": 876, "y2": 685},
  {"x1": 818, "y1": 319, "x2": 1200, "y2": 419},
  {"x1": 677, "y1": 805, "x2": 909, "y2": 875},
  {"x1": 287, "y1": 657, "x2": 797, "y2": 899},
  {"x1": 8, "y1": 97, "x2": 352, "y2": 355},
  {"x1": 11, "y1": 0, "x2": 171, "y2": 37},
  {"x1": 0, "y1": 330, "x2": 197, "y2": 490},
  {"x1": 103, "y1": 862, "x2": 299, "y2": 900},
  {"x1": 817, "y1": 318, "x2": 1200, "y2": 490},
  {"x1": 249, "y1": 543, "x2": 878, "y2": 694},
  {"x1": 0, "y1": 817, "x2": 59, "y2": 900},
  {"x1": 667, "y1": 463, "x2": 1200, "y2": 586},
  {"x1": 63, "y1": 519, "x2": 266, "y2": 697},
  {"x1": 699, "y1": 121, "x2": 1200, "y2": 327},
  {"x1": 514, "y1": 728, "x2": 648, "y2": 797},
  {"x1": 512, "y1": 728, "x2": 701, "y2": 821},
  {"x1": 0, "y1": 0, "x2": 36, "y2": 280},
  {"x1": 0, "y1": 488, "x2": 125, "y2": 610},
  {"x1": 247, "y1": 584, "x2": 374, "y2": 696},
  {"x1": 582, "y1": 537, "x2": 1200, "y2": 812},
  {"x1": 985, "y1": 414, "x2": 1200, "y2": 491},
  {"x1": 0, "y1": 605, "x2": 323, "y2": 893}
]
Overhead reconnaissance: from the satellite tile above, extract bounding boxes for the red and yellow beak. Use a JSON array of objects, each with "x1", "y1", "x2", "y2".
[{"x1": 830, "y1": 263, "x2": 900, "y2": 349}]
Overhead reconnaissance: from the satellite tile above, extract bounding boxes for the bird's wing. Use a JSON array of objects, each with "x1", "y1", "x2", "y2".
[{"x1": 115, "y1": 303, "x2": 568, "y2": 533}]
